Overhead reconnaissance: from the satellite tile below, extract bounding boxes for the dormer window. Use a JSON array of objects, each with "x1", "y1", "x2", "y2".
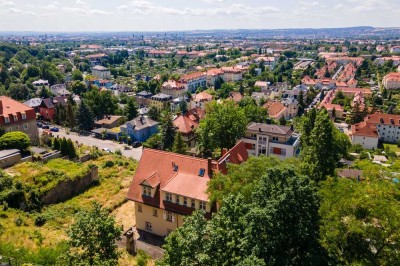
[
  {"x1": 4, "y1": 116, "x2": 10, "y2": 124},
  {"x1": 13, "y1": 114, "x2": 18, "y2": 122},
  {"x1": 21, "y1": 112, "x2": 26, "y2": 120},
  {"x1": 143, "y1": 186, "x2": 151, "y2": 196},
  {"x1": 166, "y1": 193, "x2": 172, "y2": 202}
]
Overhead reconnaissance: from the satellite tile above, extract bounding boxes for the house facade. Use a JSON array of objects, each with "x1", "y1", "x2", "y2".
[
  {"x1": 127, "y1": 141, "x2": 248, "y2": 237},
  {"x1": 190, "y1": 91, "x2": 213, "y2": 110},
  {"x1": 39, "y1": 96, "x2": 68, "y2": 121},
  {"x1": 180, "y1": 72, "x2": 206, "y2": 93},
  {"x1": 0, "y1": 96, "x2": 39, "y2": 144},
  {"x1": 149, "y1": 94, "x2": 173, "y2": 112},
  {"x1": 91, "y1": 65, "x2": 111, "y2": 79},
  {"x1": 242, "y1": 122, "x2": 300, "y2": 159},
  {"x1": 383, "y1": 73, "x2": 400, "y2": 90},
  {"x1": 161, "y1": 80, "x2": 188, "y2": 98},
  {"x1": 120, "y1": 116, "x2": 159, "y2": 142}
]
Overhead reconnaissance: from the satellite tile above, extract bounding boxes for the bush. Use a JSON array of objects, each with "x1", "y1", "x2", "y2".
[
  {"x1": 136, "y1": 250, "x2": 151, "y2": 266},
  {"x1": 104, "y1": 161, "x2": 115, "y2": 168},
  {"x1": 0, "y1": 131, "x2": 30, "y2": 151},
  {"x1": 14, "y1": 216, "x2": 23, "y2": 226},
  {"x1": 34, "y1": 215, "x2": 47, "y2": 227},
  {"x1": 114, "y1": 149, "x2": 122, "y2": 156}
]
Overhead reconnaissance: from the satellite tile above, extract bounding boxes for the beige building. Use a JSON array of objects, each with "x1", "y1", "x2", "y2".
[
  {"x1": 0, "y1": 96, "x2": 39, "y2": 145},
  {"x1": 127, "y1": 142, "x2": 248, "y2": 237},
  {"x1": 383, "y1": 73, "x2": 400, "y2": 90},
  {"x1": 161, "y1": 80, "x2": 188, "y2": 98},
  {"x1": 190, "y1": 91, "x2": 213, "y2": 110},
  {"x1": 91, "y1": 65, "x2": 111, "y2": 79},
  {"x1": 149, "y1": 93, "x2": 173, "y2": 112},
  {"x1": 221, "y1": 66, "x2": 243, "y2": 82}
]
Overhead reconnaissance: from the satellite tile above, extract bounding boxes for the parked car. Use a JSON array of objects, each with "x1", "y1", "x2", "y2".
[
  {"x1": 132, "y1": 141, "x2": 142, "y2": 148},
  {"x1": 42, "y1": 125, "x2": 50, "y2": 129},
  {"x1": 37, "y1": 122, "x2": 43, "y2": 128},
  {"x1": 124, "y1": 145, "x2": 132, "y2": 150},
  {"x1": 50, "y1": 127, "x2": 59, "y2": 132},
  {"x1": 102, "y1": 148, "x2": 111, "y2": 153}
]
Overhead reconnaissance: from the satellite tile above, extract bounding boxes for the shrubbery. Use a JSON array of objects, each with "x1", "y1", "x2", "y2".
[{"x1": 0, "y1": 131, "x2": 30, "y2": 151}]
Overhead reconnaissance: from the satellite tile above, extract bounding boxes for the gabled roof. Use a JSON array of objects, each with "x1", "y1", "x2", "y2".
[
  {"x1": 40, "y1": 96, "x2": 68, "y2": 109},
  {"x1": 0, "y1": 96, "x2": 36, "y2": 125},
  {"x1": 173, "y1": 114, "x2": 199, "y2": 134},
  {"x1": 262, "y1": 101, "x2": 287, "y2": 119},
  {"x1": 140, "y1": 172, "x2": 161, "y2": 188},
  {"x1": 192, "y1": 91, "x2": 213, "y2": 102},
  {"x1": 351, "y1": 121, "x2": 379, "y2": 138},
  {"x1": 217, "y1": 140, "x2": 249, "y2": 175},
  {"x1": 247, "y1": 122, "x2": 293, "y2": 136}
]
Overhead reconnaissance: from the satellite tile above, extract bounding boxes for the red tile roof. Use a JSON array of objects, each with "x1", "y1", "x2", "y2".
[
  {"x1": 263, "y1": 101, "x2": 287, "y2": 119},
  {"x1": 351, "y1": 121, "x2": 379, "y2": 137},
  {"x1": 192, "y1": 91, "x2": 213, "y2": 102},
  {"x1": 228, "y1": 92, "x2": 243, "y2": 103},
  {"x1": 173, "y1": 114, "x2": 199, "y2": 134},
  {"x1": 0, "y1": 96, "x2": 36, "y2": 126},
  {"x1": 180, "y1": 72, "x2": 206, "y2": 82}
]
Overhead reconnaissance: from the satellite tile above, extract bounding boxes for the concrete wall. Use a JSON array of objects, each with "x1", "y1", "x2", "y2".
[{"x1": 0, "y1": 153, "x2": 21, "y2": 169}]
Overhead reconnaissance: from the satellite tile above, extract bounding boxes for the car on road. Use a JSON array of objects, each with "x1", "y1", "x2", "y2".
[
  {"x1": 124, "y1": 145, "x2": 132, "y2": 150},
  {"x1": 37, "y1": 122, "x2": 43, "y2": 128},
  {"x1": 102, "y1": 148, "x2": 111, "y2": 153},
  {"x1": 42, "y1": 125, "x2": 50, "y2": 129},
  {"x1": 50, "y1": 127, "x2": 59, "y2": 132},
  {"x1": 132, "y1": 141, "x2": 142, "y2": 148}
]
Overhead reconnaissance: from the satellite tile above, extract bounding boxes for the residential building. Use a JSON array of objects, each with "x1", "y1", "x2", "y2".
[
  {"x1": 221, "y1": 66, "x2": 243, "y2": 82},
  {"x1": 127, "y1": 141, "x2": 248, "y2": 237},
  {"x1": 228, "y1": 92, "x2": 243, "y2": 103},
  {"x1": 136, "y1": 91, "x2": 153, "y2": 107},
  {"x1": 318, "y1": 90, "x2": 344, "y2": 119},
  {"x1": 254, "y1": 81, "x2": 269, "y2": 90},
  {"x1": 354, "y1": 113, "x2": 400, "y2": 145},
  {"x1": 337, "y1": 87, "x2": 373, "y2": 99},
  {"x1": 173, "y1": 113, "x2": 199, "y2": 148},
  {"x1": 39, "y1": 96, "x2": 68, "y2": 121},
  {"x1": 190, "y1": 91, "x2": 213, "y2": 110},
  {"x1": 120, "y1": 116, "x2": 159, "y2": 142},
  {"x1": 262, "y1": 100, "x2": 287, "y2": 120},
  {"x1": 390, "y1": 46, "x2": 400, "y2": 53},
  {"x1": 94, "y1": 115, "x2": 123, "y2": 129},
  {"x1": 32, "y1": 79, "x2": 49, "y2": 90},
  {"x1": 350, "y1": 121, "x2": 379, "y2": 149},
  {"x1": 161, "y1": 80, "x2": 187, "y2": 98},
  {"x1": 0, "y1": 96, "x2": 39, "y2": 144},
  {"x1": 281, "y1": 98, "x2": 299, "y2": 119},
  {"x1": 149, "y1": 94, "x2": 173, "y2": 111},
  {"x1": 50, "y1": 84, "x2": 71, "y2": 97},
  {"x1": 205, "y1": 68, "x2": 224, "y2": 87},
  {"x1": 242, "y1": 122, "x2": 300, "y2": 159},
  {"x1": 180, "y1": 72, "x2": 206, "y2": 93},
  {"x1": 23, "y1": 98, "x2": 42, "y2": 113},
  {"x1": 91, "y1": 65, "x2": 111, "y2": 79},
  {"x1": 383, "y1": 73, "x2": 400, "y2": 90}
]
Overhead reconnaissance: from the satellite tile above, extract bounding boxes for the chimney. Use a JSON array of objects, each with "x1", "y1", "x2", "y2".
[
  {"x1": 207, "y1": 158, "x2": 213, "y2": 178},
  {"x1": 221, "y1": 148, "x2": 228, "y2": 156}
]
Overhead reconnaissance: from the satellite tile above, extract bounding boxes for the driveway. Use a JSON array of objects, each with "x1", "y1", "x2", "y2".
[{"x1": 39, "y1": 128, "x2": 143, "y2": 161}]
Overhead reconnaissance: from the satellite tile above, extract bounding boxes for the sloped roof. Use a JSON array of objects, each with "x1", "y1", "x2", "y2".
[{"x1": 173, "y1": 114, "x2": 199, "y2": 134}]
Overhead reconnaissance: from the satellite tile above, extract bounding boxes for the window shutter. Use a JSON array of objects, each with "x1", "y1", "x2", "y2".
[
  {"x1": 172, "y1": 213, "x2": 175, "y2": 223},
  {"x1": 163, "y1": 211, "x2": 166, "y2": 220}
]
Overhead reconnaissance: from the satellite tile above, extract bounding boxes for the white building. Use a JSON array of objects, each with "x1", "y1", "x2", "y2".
[
  {"x1": 242, "y1": 123, "x2": 300, "y2": 160},
  {"x1": 382, "y1": 73, "x2": 400, "y2": 90},
  {"x1": 91, "y1": 65, "x2": 111, "y2": 79}
]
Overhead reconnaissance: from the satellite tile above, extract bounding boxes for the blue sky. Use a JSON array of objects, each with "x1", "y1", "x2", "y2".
[{"x1": 0, "y1": 0, "x2": 399, "y2": 31}]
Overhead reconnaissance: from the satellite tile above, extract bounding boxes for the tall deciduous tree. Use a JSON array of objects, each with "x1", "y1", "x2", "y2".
[
  {"x1": 301, "y1": 108, "x2": 350, "y2": 182},
  {"x1": 67, "y1": 202, "x2": 122, "y2": 265},
  {"x1": 319, "y1": 177, "x2": 400, "y2": 265},
  {"x1": 197, "y1": 101, "x2": 247, "y2": 157}
]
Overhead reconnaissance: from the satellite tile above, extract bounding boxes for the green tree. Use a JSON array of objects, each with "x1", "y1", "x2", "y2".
[
  {"x1": 0, "y1": 132, "x2": 30, "y2": 151},
  {"x1": 67, "y1": 202, "x2": 122, "y2": 265},
  {"x1": 76, "y1": 101, "x2": 94, "y2": 131},
  {"x1": 71, "y1": 80, "x2": 87, "y2": 95},
  {"x1": 67, "y1": 139, "x2": 77, "y2": 159},
  {"x1": 159, "y1": 111, "x2": 176, "y2": 151},
  {"x1": 172, "y1": 131, "x2": 187, "y2": 155},
  {"x1": 53, "y1": 137, "x2": 61, "y2": 151},
  {"x1": 66, "y1": 102, "x2": 76, "y2": 129},
  {"x1": 124, "y1": 97, "x2": 139, "y2": 120},
  {"x1": 72, "y1": 69, "x2": 83, "y2": 81},
  {"x1": 148, "y1": 106, "x2": 160, "y2": 121},
  {"x1": 301, "y1": 108, "x2": 350, "y2": 182},
  {"x1": 279, "y1": 115, "x2": 287, "y2": 125},
  {"x1": 60, "y1": 137, "x2": 69, "y2": 156},
  {"x1": 319, "y1": 177, "x2": 400, "y2": 265},
  {"x1": 214, "y1": 76, "x2": 224, "y2": 90},
  {"x1": 179, "y1": 100, "x2": 187, "y2": 114},
  {"x1": 197, "y1": 101, "x2": 247, "y2": 157}
]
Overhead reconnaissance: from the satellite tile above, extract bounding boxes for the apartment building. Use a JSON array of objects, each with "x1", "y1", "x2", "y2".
[
  {"x1": 0, "y1": 96, "x2": 39, "y2": 144},
  {"x1": 91, "y1": 65, "x2": 111, "y2": 79},
  {"x1": 190, "y1": 91, "x2": 213, "y2": 110},
  {"x1": 149, "y1": 93, "x2": 173, "y2": 112},
  {"x1": 127, "y1": 142, "x2": 248, "y2": 237},
  {"x1": 242, "y1": 122, "x2": 300, "y2": 159},
  {"x1": 383, "y1": 73, "x2": 400, "y2": 90},
  {"x1": 180, "y1": 72, "x2": 206, "y2": 93},
  {"x1": 221, "y1": 66, "x2": 243, "y2": 82},
  {"x1": 161, "y1": 80, "x2": 188, "y2": 98}
]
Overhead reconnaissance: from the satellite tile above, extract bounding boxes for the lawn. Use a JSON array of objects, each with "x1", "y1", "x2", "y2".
[
  {"x1": 0, "y1": 154, "x2": 142, "y2": 264},
  {"x1": 384, "y1": 143, "x2": 400, "y2": 153}
]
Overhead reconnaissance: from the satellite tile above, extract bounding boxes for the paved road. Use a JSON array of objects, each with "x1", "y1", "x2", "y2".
[{"x1": 39, "y1": 127, "x2": 143, "y2": 161}]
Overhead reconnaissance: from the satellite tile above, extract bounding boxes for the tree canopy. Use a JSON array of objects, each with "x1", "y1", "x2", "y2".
[{"x1": 0, "y1": 131, "x2": 30, "y2": 151}]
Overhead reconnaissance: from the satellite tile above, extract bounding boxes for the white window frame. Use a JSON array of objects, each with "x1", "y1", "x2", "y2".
[
  {"x1": 21, "y1": 113, "x2": 26, "y2": 120},
  {"x1": 191, "y1": 199, "x2": 196, "y2": 209},
  {"x1": 176, "y1": 195, "x2": 180, "y2": 204},
  {"x1": 166, "y1": 193, "x2": 172, "y2": 202},
  {"x1": 200, "y1": 201, "x2": 206, "y2": 211},
  {"x1": 23, "y1": 123, "x2": 28, "y2": 130},
  {"x1": 4, "y1": 116, "x2": 10, "y2": 124},
  {"x1": 183, "y1": 197, "x2": 188, "y2": 206},
  {"x1": 166, "y1": 211, "x2": 174, "y2": 222},
  {"x1": 143, "y1": 186, "x2": 151, "y2": 196}
]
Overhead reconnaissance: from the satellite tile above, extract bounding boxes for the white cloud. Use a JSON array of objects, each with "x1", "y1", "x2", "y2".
[
  {"x1": 40, "y1": 4, "x2": 58, "y2": 10},
  {"x1": 298, "y1": 1, "x2": 323, "y2": 9},
  {"x1": 0, "y1": 0, "x2": 15, "y2": 6}
]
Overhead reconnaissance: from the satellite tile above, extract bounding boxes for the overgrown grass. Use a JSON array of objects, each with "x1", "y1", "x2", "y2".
[
  {"x1": 384, "y1": 143, "x2": 400, "y2": 153},
  {"x1": 0, "y1": 154, "x2": 137, "y2": 257}
]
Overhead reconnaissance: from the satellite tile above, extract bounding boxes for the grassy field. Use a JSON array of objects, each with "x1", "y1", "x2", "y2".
[
  {"x1": 0, "y1": 154, "x2": 143, "y2": 264},
  {"x1": 384, "y1": 143, "x2": 400, "y2": 153}
]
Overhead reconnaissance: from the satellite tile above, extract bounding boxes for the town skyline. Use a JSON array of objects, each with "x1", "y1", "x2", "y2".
[{"x1": 0, "y1": 0, "x2": 399, "y2": 31}]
